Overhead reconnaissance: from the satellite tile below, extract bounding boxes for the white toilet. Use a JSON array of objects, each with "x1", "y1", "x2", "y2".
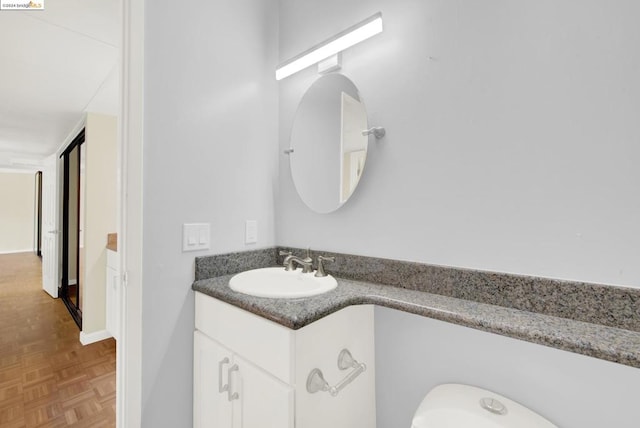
[{"x1": 411, "y1": 384, "x2": 558, "y2": 428}]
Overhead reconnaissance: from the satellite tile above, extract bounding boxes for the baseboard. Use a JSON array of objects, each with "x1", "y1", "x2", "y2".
[
  {"x1": 43, "y1": 287, "x2": 58, "y2": 299},
  {"x1": 80, "y1": 329, "x2": 113, "y2": 345},
  {"x1": 0, "y1": 249, "x2": 33, "y2": 255}
]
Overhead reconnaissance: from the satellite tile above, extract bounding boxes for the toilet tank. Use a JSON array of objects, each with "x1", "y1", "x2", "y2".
[{"x1": 411, "y1": 384, "x2": 558, "y2": 428}]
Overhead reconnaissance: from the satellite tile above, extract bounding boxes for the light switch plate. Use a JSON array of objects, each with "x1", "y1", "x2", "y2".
[
  {"x1": 183, "y1": 223, "x2": 210, "y2": 252},
  {"x1": 245, "y1": 220, "x2": 257, "y2": 244}
]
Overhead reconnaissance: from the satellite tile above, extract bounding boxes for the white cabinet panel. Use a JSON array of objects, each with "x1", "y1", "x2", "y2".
[
  {"x1": 195, "y1": 292, "x2": 294, "y2": 384},
  {"x1": 194, "y1": 331, "x2": 233, "y2": 428},
  {"x1": 234, "y1": 354, "x2": 294, "y2": 428},
  {"x1": 194, "y1": 330, "x2": 294, "y2": 428},
  {"x1": 194, "y1": 292, "x2": 375, "y2": 428},
  {"x1": 295, "y1": 305, "x2": 376, "y2": 428},
  {"x1": 106, "y1": 249, "x2": 120, "y2": 340}
]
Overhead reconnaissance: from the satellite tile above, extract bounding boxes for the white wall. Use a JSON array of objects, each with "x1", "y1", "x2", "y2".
[
  {"x1": 134, "y1": 1, "x2": 640, "y2": 425},
  {"x1": 277, "y1": 0, "x2": 640, "y2": 288},
  {"x1": 276, "y1": 3, "x2": 640, "y2": 426},
  {"x1": 0, "y1": 171, "x2": 35, "y2": 253},
  {"x1": 375, "y1": 306, "x2": 640, "y2": 427},
  {"x1": 85, "y1": 65, "x2": 120, "y2": 117},
  {"x1": 142, "y1": 0, "x2": 279, "y2": 426},
  {"x1": 82, "y1": 113, "x2": 118, "y2": 335}
]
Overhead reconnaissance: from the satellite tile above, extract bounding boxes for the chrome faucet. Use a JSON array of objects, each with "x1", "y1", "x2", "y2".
[{"x1": 279, "y1": 250, "x2": 313, "y2": 273}]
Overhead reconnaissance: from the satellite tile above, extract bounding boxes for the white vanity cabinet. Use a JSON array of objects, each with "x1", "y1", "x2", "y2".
[
  {"x1": 194, "y1": 293, "x2": 294, "y2": 428},
  {"x1": 193, "y1": 331, "x2": 233, "y2": 427},
  {"x1": 194, "y1": 291, "x2": 376, "y2": 428},
  {"x1": 193, "y1": 331, "x2": 293, "y2": 428}
]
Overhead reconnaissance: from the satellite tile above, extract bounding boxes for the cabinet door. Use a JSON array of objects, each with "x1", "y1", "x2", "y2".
[
  {"x1": 194, "y1": 331, "x2": 234, "y2": 428},
  {"x1": 232, "y1": 354, "x2": 294, "y2": 428}
]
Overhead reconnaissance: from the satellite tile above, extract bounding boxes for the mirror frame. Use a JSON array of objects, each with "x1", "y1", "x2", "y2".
[{"x1": 288, "y1": 73, "x2": 369, "y2": 213}]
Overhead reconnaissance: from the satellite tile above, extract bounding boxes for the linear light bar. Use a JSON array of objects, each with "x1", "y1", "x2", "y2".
[{"x1": 276, "y1": 12, "x2": 383, "y2": 81}]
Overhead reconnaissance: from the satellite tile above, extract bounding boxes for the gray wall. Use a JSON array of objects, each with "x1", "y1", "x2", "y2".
[
  {"x1": 142, "y1": 0, "x2": 279, "y2": 426},
  {"x1": 277, "y1": 0, "x2": 640, "y2": 288},
  {"x1": 139, "y1": 0, "x2": 640, "y2": 425},
  {"x1": 375, "y1": 306, "x2": 640, "y2": 427},
  {"x1": 277, "y1": 2, "x2": 640, "y2": 424}
]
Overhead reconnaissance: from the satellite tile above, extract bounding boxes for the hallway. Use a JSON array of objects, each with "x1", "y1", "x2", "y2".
[{"x1": 0, "y1": 253, "x2": 116, "y2": 427}]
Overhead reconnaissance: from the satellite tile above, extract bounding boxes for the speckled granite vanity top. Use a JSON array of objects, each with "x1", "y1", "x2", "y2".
[{"x1": 192, "y1": 248, "x2": 640, "y2": 369}]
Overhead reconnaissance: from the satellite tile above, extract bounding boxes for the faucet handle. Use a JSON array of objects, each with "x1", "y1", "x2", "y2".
[
  {"x1": 315, "y1": 256, "x2": 335, "y2": 277},
  {"x1": 279, "y1": 250, "x2": 292, "y2": 262}
]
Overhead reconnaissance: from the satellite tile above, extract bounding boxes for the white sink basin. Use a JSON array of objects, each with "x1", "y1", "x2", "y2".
[{"x1": 229, "y1": 267, "x2": 337, "y2": 298}]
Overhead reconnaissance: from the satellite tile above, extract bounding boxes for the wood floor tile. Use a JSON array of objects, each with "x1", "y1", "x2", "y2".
[
  {"x1": 1, "y1": 418, "x2": 27, "y2": 428},
  {"x1": 0, "y1": 253, "x2": 116, "y2": 427},
  {"x1": 0, "y1": 398, "x2": 24, "y2": 425},
  {"x1": 48, "y1": 350, "x2": 82, "y2": 371},
  {"x1": 53, "y1": 366, "x2": 86, "y2": 387},
  {"x1": 82, "y1": 359, "x2": 114, "y2": 379},
  {"x1": 0, "y1": 381, "x2": 23, "y2": 402},
  {"x1": 23, "y1": 379, "x2": 58, "y2": 407},
  {"x1": 22, "y1": 352, "x2": 49, "y2": 368},
  {"x1": 22, "y1": 363, "x2": 55, "y2": 387},
  {"x1": 0, "y1": 365, "x2": 23, "y2": 384},
  {"x1": 90, "y1": 373, "x2": 116, "y2": 403},
  {"x1": 24, "y1": 400, "x2": 65, "y2": 427}
]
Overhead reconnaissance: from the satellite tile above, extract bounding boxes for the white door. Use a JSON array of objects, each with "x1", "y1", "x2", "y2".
[
  {"x1": 41, "y1": 154, "x2": 59, "y2": 298},
  {"x1": 194, "y1": 331, "x2": 234, "y2": 428},
  {"x1": 234, "y1": 354, "x2": 294, "y2": 428}
]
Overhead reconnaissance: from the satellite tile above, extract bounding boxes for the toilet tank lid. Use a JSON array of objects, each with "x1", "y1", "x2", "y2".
[{"x1": 411, "y1": 384, "x2": 558, "y2": 428}]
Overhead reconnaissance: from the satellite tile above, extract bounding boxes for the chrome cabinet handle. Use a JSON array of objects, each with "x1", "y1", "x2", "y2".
[
  {"x1": 218, "y1": 357, "x2": 230, "y2": 393},
  {"x1": 227, "y1": 364, "x2": 239, "y2": 401}
]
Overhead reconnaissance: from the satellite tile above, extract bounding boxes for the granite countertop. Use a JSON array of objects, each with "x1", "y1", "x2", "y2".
[{"x1": 192, "y1": 272, "x2": 640, "y2": 369}]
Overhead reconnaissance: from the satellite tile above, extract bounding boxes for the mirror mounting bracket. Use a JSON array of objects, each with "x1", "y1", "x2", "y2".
[{"x1": 362, "y1": 127, "x2": 386, "y2": 139}]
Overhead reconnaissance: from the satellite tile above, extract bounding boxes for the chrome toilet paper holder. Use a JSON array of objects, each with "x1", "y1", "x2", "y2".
[{"x1": 306, "y1": 349, "x2": 367, "y2": 397}]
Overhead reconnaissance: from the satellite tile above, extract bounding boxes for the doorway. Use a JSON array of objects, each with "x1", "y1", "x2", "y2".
[
  {"x1": 60, "y1": 128, "x2": 85, "y2": 328},
  {"x1": 34, "y1": 171, "x2": 42, "y2": 257}
]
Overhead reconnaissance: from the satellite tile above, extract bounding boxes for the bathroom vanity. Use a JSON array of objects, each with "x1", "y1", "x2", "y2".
[
  {"x1": 193, "y1": 248, "x2": 640, "y2": 427},
  {"x1": 194, "y1": 292, "x2": 376, "y2": 428}
]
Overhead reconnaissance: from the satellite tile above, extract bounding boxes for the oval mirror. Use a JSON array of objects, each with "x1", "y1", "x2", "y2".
[{"x1": 289, "y1": 74, "x2": 369, "y2": 213}]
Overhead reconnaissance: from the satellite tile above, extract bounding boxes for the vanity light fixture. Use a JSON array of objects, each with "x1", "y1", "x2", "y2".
[{"x1": 275, "y1": 12, "x2": 383, "y2": 81}]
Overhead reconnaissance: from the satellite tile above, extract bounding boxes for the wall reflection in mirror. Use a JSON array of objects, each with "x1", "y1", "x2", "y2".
[{"x1": 289, "y1": 74, "x2": 369, "y2": 213}]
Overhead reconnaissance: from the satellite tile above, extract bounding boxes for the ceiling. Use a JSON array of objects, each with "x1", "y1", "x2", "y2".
[{"x1": 0, "y1": 0, "x2": 119, "y2": 171}]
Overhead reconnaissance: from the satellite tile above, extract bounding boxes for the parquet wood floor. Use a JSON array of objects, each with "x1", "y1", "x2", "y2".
[{"x1": 0, "y1": 253, "x2": 116, "y2": 427}]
